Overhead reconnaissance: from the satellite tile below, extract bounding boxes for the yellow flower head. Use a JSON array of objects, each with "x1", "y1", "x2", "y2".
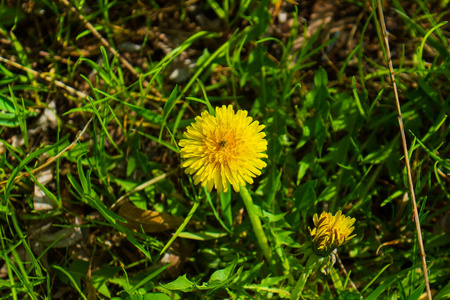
[
  {"x1": 308, "y1": 211, "x2": 356, "y2": 254},
  {"x1": 179, "y1": 105, "x2": 268, "y2": 193}
]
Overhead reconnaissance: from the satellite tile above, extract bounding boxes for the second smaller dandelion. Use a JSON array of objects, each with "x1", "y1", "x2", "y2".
[{"x1": 309, "y1": 210, "x2": 356, "y2": 255}]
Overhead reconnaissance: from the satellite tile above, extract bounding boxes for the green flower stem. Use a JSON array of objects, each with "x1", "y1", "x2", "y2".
[{"x1": 239, "y1": 185, "x2": 272, "y2": 264}]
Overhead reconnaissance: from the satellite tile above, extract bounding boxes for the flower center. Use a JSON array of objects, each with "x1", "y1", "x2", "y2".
[{"x1": 204, "y1": 129, "x2": 241, "y2": 166}]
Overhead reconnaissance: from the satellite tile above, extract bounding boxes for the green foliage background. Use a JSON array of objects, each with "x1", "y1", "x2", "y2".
[{"x1": 0, "y1": 0, "x2": 449, "y2": 299}]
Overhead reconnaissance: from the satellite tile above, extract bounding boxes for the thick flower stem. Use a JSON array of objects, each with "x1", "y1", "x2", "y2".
[{"x1": 239, "y1": 185, "x2": 272, "y2": 264}]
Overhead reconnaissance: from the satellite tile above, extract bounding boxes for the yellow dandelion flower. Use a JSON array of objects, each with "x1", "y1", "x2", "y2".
[
  {"x1": 179, "y1": 105, "x2": 268, "y2": 193},
  {"x1": 308, "y1": 210, "x2": 356, "y2": 254}
]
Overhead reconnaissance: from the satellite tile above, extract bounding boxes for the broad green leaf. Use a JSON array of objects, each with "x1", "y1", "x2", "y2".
[
  {"x1": 143, "y1": 293, "x2": 171, "y2": 300},
  {"x1": 435, "y1": 281, "x2": 450, "y2": 300},
  {"x1": 273, "y1": 229, "x2": 300, "y2": 248},
  {"x1": 314, "y1": 67, "x2": 328, "y2": 87},
  {"x1": 233, "y1": 262, "x2": 264, "y2": 286},
  {"x1": 407, "y1": 282, "x2": 425, "y2": 300},
  {"x1": 114, "y1": 293, "x2": 171, "y2": 300},
  {"x1": 296, "y1": 152, "x2": 315, "y2": 184},
  {"x1": 160, "y1": 274, "x2": 195, "y2": 292},
  {"x1": 261, "y1": 276, "x2": 285, "y2": 286},
  {"x1": 91, "y1": 265, "x2": 121, "y2": 298},
  {"x1": 209, "y1": 259, "x2": 237, "y2": 283}
]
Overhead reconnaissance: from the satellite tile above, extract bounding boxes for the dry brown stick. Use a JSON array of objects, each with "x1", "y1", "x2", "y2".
[
  {"x1": 334, "y1": 251, "x2": 361, "y2": 296},
  {"x1": 0, "y1": 54, "x2": 95, "y2": 186},
  {"x1": 59, "y1": 0, "x2": 140, "y2": 80},
  {"x1": 0, "y1": 55, "x2": 88, "y2": 99},
  {"x1": 376, "y1": 1, "x2": 432, "y2": 299}
]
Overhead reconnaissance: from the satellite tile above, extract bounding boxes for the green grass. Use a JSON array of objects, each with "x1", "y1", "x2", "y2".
[{"x1": 0, "y1": 0, "x2": 449, "y2": 299}]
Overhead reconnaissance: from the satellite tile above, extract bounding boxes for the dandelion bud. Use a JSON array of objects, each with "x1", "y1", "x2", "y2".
[{"x1": 308, "y1": 211, "x2": 356, "y2": 255}]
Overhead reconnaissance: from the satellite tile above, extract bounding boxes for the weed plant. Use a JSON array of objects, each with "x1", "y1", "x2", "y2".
[{"x1": 0, "y1": 0, "x2": 449, "y2": 299}]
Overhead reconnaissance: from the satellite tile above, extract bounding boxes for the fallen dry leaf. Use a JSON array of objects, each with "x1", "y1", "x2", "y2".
[{"x1": 118, "y1": 200, "x2": 185, "y2": 233}]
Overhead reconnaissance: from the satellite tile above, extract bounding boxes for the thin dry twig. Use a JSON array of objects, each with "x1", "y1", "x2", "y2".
[
  {"x1": 0, "y1": 117, "x2": 93, "y2": 187},
  {"x1": 0, "y1": 54, "x2": 95, "y2": 187},
  {"x1": 334, "y1": 251, "x2": 361, "y2": 297},
  {"x1": 59, "y1": 0, "x2": 141, "y2": 80},
  {"x1": 376, "y1": 1, "x2": 432, "y2": 299},
  {"x1": 0, "y1": 55, "x2": 88, "y2": 99}
]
